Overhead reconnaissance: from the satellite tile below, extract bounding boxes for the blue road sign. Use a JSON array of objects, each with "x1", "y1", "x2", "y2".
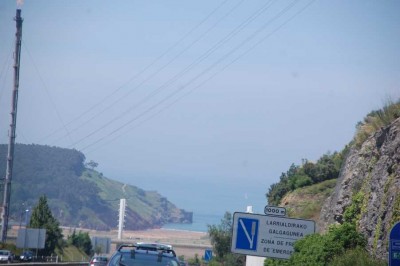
[
  {"x1": 204, "y1": 249, "x2": 212, "y2": 262},
  {"x1": 231, "y1": 212, "x2": 315, "y2": 259},
  {"x1": 390, "y1": 222, "x2": 400, "y2": 266},
  {"x1": 235, "y1": 217, "x2": 259, "y2": 251}
]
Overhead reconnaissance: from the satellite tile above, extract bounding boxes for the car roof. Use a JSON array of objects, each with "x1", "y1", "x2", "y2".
[
  {"x1": 116, "y1": 249, "x2": 179, "y2": 265},
  {"x1": 117, "y1": 243, "x2": 176, "y2": 256},
  {"x1": 112, "y1": 243, "x2": 179, "y2": 264}
]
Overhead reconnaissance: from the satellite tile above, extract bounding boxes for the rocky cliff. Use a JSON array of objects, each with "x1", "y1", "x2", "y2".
[{"x1": 319, "y1": 117, "x2": 400, "y2": 259}]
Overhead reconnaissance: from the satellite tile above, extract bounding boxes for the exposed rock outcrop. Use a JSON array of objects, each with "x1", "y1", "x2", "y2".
[{"x1": 319, "y1": 117, "x2": 400, "y2": 259}]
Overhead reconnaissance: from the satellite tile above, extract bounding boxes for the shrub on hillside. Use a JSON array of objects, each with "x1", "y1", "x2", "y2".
[
  {"x1": 355, "y1": 100, "x2": 400, "y2": 147},
  {"x1": 328, "y1": 247, "x2": 386, "y2": 266},
  {"x1": 267, "y1": 152, "x2": 344, "y2": 206},
  {"x1": 289, "y1": 223, "x2": 365, "y2": 265},
  {"x1": 265, "y1": 222, "x2": 366, "y2": 266}
]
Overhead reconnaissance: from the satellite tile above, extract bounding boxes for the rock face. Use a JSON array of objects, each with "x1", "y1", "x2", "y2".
[{"x1": 319, "y1": 117, "x2": 400, "y2": 259}]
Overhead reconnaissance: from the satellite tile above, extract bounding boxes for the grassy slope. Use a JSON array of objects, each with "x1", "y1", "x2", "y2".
[
  {"x1": 279, "y1": 179, "x2": 337, "y2": 221},
  {"x1": 80, "y1": 169, "x2": 163, "y2": 221},
  {"x1": 56, "y1": 245, "x2": 90, "y2": 262}
]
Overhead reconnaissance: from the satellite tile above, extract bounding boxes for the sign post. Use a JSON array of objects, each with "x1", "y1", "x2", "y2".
[
  {"x1": 264, "y1": 206, "x2": 286, "y2": 217},
  {"x1": 390, "y1": 222, "x2": 400, "y2": 266},
  {"x1": 231, "y1": 212, "x2": 315, "y2": 260},
  {"x1": 16, "y1": 228, "x2": 46, "y2": 249}
]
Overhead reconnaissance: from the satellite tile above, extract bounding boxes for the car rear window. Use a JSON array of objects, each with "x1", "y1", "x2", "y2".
[
  {"x1": 94, "y1": 256, "x2": 108, "y2": 262},
  {"x1": 110, "y1": 252, "x2": 179, "y2": 266}
]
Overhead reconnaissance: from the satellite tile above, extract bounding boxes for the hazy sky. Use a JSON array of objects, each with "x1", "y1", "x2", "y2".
[{"x1": 0, "y1": 0, "x2": 399, "y2": 216}]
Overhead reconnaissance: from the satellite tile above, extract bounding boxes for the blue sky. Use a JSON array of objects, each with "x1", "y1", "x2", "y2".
[{"x1": 0, "y1": 0, "x2": 399, "y2": 216}]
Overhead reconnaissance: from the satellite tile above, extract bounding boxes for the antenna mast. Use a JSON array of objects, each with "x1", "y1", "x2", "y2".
[{"x1": 1, "y1": 9, "x2": 23, "y2": 243}]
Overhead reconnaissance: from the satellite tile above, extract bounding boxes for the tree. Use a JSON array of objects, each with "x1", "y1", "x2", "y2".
[
  {"x1": 208, "y1": 212, "x2": 232, "y2": 258},
  {"x1": 29, "y1": 195, "x2": 63, "y2": 256},
  {"x1": 207, "y1": 212, "x2": 245, "y2": 265},
  {"x1": 86, "y1": 160, "x2": 98, "y2": 170},
  {"x1": 67, "y1": 230, "x2": 92, "y2": 255}
]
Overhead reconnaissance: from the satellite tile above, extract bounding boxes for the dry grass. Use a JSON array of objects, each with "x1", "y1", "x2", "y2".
[{"x1": 355, "y1": 100, "x2": 400, "y2": 147}]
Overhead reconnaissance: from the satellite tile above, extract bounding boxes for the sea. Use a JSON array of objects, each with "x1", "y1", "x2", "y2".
[
  {"x1": 162, "y1": 212, "x2": 223, "y2": 232},
  {"x1": 118, "y1": 175, "x2": 269, "y2": 233},
  {"x1": 161, "y1": 196, "x2": 267, "y2": 233}
]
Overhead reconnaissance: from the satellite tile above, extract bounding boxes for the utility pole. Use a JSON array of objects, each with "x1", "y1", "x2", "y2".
[{"x1": 1, "y1": 9, "x2": 23, "y2": 243}]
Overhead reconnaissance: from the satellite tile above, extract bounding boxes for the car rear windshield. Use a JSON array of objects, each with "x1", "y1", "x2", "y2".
[
  {"x1": 93, "y1": 256, "x2": 108, "y2": 261},
  {"x1": 110, "y1": 252, "x2": 179, "y2": 266}
]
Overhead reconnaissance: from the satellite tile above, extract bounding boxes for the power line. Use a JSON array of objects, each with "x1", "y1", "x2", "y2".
[
  {"x1": 69, "y1": 0, "x2": 276, "y2": 148},
  {"x1": 36, "y1": 0, "x2": 232, "y2": 145},
  {"x1": 81, "y1": 0, "x2": 315, "y2": 153},
  {"x1": 22, "y1": 41, "x2": 75, "y2": 145},
  {"x1": 50, "y1": 0, "x2": 245, "y2": 147}
]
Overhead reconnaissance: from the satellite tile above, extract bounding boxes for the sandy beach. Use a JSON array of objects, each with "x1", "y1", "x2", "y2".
[
  {"x1": 115, "y1": 229, "x2": 212, "y2": 259},
  {"x1": 71, "y1": 228, "x2": 212, "y2": 260},
  {"x1": 10, "y1": 226, "x2": 211, "y2": 260}
]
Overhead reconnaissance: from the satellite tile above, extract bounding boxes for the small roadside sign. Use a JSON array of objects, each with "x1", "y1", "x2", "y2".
[
  {"x1": 264, "y1": 205, "x2": 286, "y2": 217},
  {"x1": 16, "y1": 228, "x2": 46, "y2": 249},
  {"x1": 231, "y1": 212, "x2": 315, "y2": 260},
  {"x1": 390, "y1": 222, "x2": 400, "y2": 266},
  {"x1": 204, "y1": 249, "x2": 213, "y2": 262}
]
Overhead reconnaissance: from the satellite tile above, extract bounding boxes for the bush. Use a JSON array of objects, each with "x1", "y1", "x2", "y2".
[
  {"x1": 267, "y1": 152, "x2": 344, "y2": 206},
  {"x1": 328, "y1": 247, "x2": 386, "y2": 266},
  {"x1": 284, "y1": 223, "x2": 366, "y2": 266},
  {"x1": 289, "y1": 233, "x2": 341, "y2": 266},
  {"x1": 67, "y1": 231, "x2": 92, "y2": 255},
  {"x1": 326, "y1": 223, "x2": 366, "y2": 250},
  {"x1": 355, "y1": 100, "x2": 400, "y2": 147}
]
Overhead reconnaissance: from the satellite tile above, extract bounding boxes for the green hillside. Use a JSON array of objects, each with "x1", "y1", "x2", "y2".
[
  {"x1": 279, "y1": 179, "x2": 337, "y2": 221},
  {"x1": 0, "y1": 144, "x2": 192, "y2": 230},
  {"x1": 264, "y1": 100, "x2": 400, "y2": 265},
  {"x1": 267, "y1": 100, "x2": 400, "y2": 210}
]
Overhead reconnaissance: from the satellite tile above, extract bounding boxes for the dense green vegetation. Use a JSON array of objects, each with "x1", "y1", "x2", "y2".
[
  {"x1": 67, "y1": 231, "x2": 92, "y2": 255},
  {"x1": 264, "y1": 223, "x2": 371, "y2": 266},
  {"x1": 207, "y1": 212, "x2": 245, "y2": 266},
  {"x1": 266, "y1": 151, "x2": 346, "y2": 206},
  {"x1": 29, "y1": 195, "x2": 63, "y2": 256}
]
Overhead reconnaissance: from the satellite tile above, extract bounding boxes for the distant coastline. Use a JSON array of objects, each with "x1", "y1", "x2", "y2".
[{"x1": 162, "y1": 212, "x2": 223, "y2": 232}]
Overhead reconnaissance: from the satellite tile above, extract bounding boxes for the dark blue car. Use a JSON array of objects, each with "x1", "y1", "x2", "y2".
[{"x1": 19, "y1": 251, "x2": 34, "y2": 261}]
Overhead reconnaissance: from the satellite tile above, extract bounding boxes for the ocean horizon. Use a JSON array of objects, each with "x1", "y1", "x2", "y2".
[
  {"x1": 118, "y1": 175, "x2": 269, "y2": 232},
  {"x1": 162, "y1": 201, "x2": 267, "y2": 233},
  {"x1": 162, "y1": 212, "x2": 223, "y2": 232}
]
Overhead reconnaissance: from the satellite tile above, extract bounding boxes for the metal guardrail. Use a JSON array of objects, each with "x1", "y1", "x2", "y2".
[
  {"x1": 11, "y1": 263, "x2": 87, "y2": 266},
  {"x1": 11, "y1": 262, "x2": 88, "y2": 266},
  {"x1": 11, "y1": 256, "x2": 89, "y2": 266}
]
